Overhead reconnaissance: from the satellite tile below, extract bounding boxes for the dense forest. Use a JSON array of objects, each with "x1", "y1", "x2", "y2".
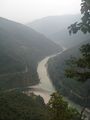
[
  {"x1": 0, "y1": 90, "x2": 81, "y2": 120},
  {"x1": 0, "y1": 90, "x2": 49, "y2": 120}
]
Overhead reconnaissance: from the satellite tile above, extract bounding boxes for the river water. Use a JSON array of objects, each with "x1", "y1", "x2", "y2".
[
  {"x1": 27, "y1": 50, "x2": 66, "y2": 103},
  {"x1": 26, "y1": 49, "x2": 90, "y2": 119},
  {"x1": 27, "y1": 54, "x2": 56, "y2": 103}
]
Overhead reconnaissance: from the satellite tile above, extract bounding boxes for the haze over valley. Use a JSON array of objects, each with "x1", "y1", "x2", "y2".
[
  {"x1": 0, "y1": 0, "x2": 90, "y2": 119},
  {"x1": 0, "y1": 17, "x2": 61, "y2": 89},
  {"x1": 28, "y1": 15, "x2": 90, "y2": 48}
]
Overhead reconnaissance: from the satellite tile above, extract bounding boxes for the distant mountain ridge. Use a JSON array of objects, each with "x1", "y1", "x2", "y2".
[
  {"x1": 28, "y1": 15, "x2": 90, "y2": 48},
  {"x1": 28, "y1": 15, "x2": 80, "y2": 36},
  {"x1": 0, "y1": 17, "x2": 61, "y2": 89}
]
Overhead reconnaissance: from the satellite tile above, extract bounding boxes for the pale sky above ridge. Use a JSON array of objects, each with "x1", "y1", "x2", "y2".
[{"x1": 0, "y1": 0, "x2": 81, "y2": 23}]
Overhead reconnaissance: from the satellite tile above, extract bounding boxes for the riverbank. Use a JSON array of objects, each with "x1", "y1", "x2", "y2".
[{"x1": 24, "y1": 49, "x2": 90, "y2": 119}]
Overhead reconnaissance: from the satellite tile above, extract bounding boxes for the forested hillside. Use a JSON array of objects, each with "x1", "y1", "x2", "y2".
[
  {"x1": 48, "y1": 39, "x2": 90, "y2": 108},
  {"x1": 0, "y1": 17, "x2": 61, "y2": 89},
  {"x1": 0, "y1": 91, "x2": 50, "y2": 120}
]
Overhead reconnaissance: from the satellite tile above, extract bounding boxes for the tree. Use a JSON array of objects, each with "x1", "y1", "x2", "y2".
[
  {"x1": 65, "y1": 44, "x2": 90, "y2": 119},
  {"x1": 65, "y1": 0, "x2": 90, "y2": 119},
  {"x1": 65, "y1": 43, "x2": 90, "y2": 82},
  {"x1": 68, "y1": 0, "x2": 90, "y2": 34},
  {"x1": 48, "y1": 92, "x2": 81, "y2": 120}
]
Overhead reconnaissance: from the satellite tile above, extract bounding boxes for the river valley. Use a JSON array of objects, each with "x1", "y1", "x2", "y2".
[{"x1": 25, "y1": 49, "x2": 90, "y2": 119}]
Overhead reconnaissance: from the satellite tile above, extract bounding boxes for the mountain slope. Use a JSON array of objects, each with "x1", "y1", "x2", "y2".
[
  {"x1": 47, "y1": 39, "x2": 90, "y2": 108},
  {"x1": 28, "y1": 15, "x2": 80, "y2": 36},
  {"x1": 50, "y1": 30, "x2": 90, "y2": 48},
  {"x1": 0, "y1": 17, "x2": 62, "y2": 89},
  {"x1": 0, "y1": 91, "x2": 50, "y2": 120},
  {"x1": 28, "y1": 15, "x2": 90, "y2": 48}
]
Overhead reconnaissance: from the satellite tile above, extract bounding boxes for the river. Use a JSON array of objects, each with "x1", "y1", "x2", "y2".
[
  {"x1": 26, "y1": 49, "x2": 90, "y2": 119},
  {"x1": 27, "y1": 49, "x2": 66, "y2": 103}
]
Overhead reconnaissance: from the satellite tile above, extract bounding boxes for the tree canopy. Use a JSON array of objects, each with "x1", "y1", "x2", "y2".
[
  {"x1": 65, "y1": 43, "x2": 90, "y2": 82},
  {"x1": 68, "y1": 0, "x2": 90, "y2": 34},
  {"x1": 48, "y1": 92, "x2": 81, "y2": 120}
]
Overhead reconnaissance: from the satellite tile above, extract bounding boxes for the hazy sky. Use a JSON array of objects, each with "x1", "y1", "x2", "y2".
[{"x1": 0, "y1": 0, "x2": 81, "y2": 23}]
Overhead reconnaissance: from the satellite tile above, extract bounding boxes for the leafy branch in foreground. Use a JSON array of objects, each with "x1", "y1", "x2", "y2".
[
  {"x1": 65, "y1": 43, "x2": 90, "y2": 82},
  {"x1": 68, "y1": 0, "x2": 90, "y2": 34}
]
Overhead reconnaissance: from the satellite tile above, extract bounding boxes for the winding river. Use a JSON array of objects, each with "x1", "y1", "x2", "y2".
[
  {"x1": 26, "y1": 48, "x2": 90, "y2": 119},
  {"x1": 27, "y1": 49, "x2": 66, "y2": 103},
  {"x1": 27, "y1": 53, "x2": 57, "y2": 103},
  {"x1": 26, "y1": 49, "x2": 70, "y2": 103}
]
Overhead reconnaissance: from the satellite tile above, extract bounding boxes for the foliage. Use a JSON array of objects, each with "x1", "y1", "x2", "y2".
[
  {"x1": 0, "y1": 91, "x2": 83, "y2": 120},
  {"x1": 68, "y1": 0, "x2": 90, "y2": 34},
  {"x1": 65, "y1": 43, "x2": 90, "y2": 82},
  {"x1": 0, "y1": 91, "x2": 50, "y2": 120},
  {"x1": 48, "y1": 92, "x2": 81, "y2": 120},
  {"x1": 65, "y1": 44, "x2": 90, "y2": 119},
  {"x1": 47, "y1": 40, "x2": 90, "y2": 107}
]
